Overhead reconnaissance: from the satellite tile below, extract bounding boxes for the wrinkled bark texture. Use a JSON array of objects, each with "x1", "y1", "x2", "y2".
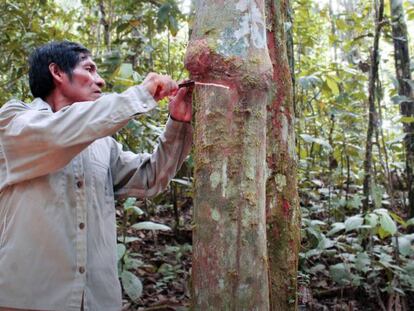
[
  {"x1": 185, "y1": 0, "x2": 273, "y2": 310},
  {"x1": 265, "y1": 0, "x2": 300, "y2": 310},
  {"x1": 390, "y1": 0, "x2": 414, "y2": 218}
]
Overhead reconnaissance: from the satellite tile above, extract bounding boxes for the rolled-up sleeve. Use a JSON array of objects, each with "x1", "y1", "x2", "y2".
[
  {"x1": 110, "y1": 117, "x2": 193, "y2": 198},
  {"x1": 0, "y1": 86, "x2": 156, "y2": 189}
]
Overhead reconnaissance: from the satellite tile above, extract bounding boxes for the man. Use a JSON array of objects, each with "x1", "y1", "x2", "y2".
[{"x1": 0, "y1": 41, "x2": 193, "y2": 311}]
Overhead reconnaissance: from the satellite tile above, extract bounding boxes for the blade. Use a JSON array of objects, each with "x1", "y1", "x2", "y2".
[{"x1": 178, "y1": 80, "x2": 229, "y2": 90}]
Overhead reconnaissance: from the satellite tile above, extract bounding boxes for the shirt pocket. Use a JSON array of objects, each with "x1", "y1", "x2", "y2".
[{"x1": 90, "y1": 160, "x2": 115, "y2": 215}]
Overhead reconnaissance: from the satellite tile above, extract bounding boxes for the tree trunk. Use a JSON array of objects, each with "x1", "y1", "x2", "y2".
[
  {"x1": 99, "y1": 0, "x2": 111, "y2": 50},
  {"x1": 284, "y1": 0, "x2": 295, "y2": 110},
  {"x1": 265, "y1": 0, "x2": 300, "y2": 310},
  {"x1": 390, "y1": 0, "x2": 414, "y2": 218},
  {"x1": 362, "y1": 0, "x2": 384, "y2": 212},
  {"x1": 185, "y1": 1, "x2": 273, "y2": 310}
]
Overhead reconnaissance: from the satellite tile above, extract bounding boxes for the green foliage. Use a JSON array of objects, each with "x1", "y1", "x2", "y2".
[
  {"x1": 295, "y1": 0, "x2": 414, "y2": 301},
  {"x1": 0, "y1": 0, "x2": 79, "y2": 103},
  {"x1": 301, "y1": 203, "x2": 414, "y2": 295},
  {"x1": 117, "y1": 197, "x2": 174, "y2": 302}
]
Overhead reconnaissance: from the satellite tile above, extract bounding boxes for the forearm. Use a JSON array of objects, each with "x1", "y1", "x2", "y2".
[{"x1": 113, "y1": 118, "x2": 193, "y2": 198}]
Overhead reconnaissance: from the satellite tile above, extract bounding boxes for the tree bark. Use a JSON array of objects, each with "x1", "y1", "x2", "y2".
[
  {"x1": 362, "y1": 0, "x2": 384, "y2": 212},
  {"x1": 99, "y1": 0, "x2": 111, "y2": 50},
  {"x1": 265, "y1": 0, "x2": 300, "y2": 310},
  {"x1": 390, "y1": 0, "x2": 414, "y2": 218},
  {"x1": 185, "y1": 1, "x2": 273, "y2": 310}
]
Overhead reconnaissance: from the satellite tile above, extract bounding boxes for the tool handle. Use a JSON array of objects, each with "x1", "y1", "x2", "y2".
[{"x1": 178, "y1": 80, "x2": 195, "y2": 88}]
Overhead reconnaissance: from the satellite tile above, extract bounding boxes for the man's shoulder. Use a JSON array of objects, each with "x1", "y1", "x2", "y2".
[
  {"x1": 0, "y1": 99, "x2": 30, "y2": 121},
  {"x1": 1, "y1": 99, "x2": 30, "y2": 111},
  {"x1": 0, "y1": 98, "x2": 50, "y2": 119}
]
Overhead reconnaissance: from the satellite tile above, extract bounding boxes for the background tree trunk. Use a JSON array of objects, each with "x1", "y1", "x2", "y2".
[
  {"x1": 99, "y1": 0, "x2": 111, "y2": 51},
  {"x1": 265, "y1": 0, "x2": 300, "y2": 310},
  {"x1": 390, "y1": 0, "x2": 414, "y2": 218},
  {"x1": 185, "y1": 0, "x2": 273, "y2": 309},
  {"x1": 362, "y1": 0, "x2": 384, "y2": 212}
]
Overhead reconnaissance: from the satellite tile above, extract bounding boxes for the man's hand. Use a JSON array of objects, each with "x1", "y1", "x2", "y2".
[
  {"x1": 168, "y1": 85, "x2": 193, "y2": 123},
  {"x1": 142, "y1": 73, "x2": 178, "y2": 101}
]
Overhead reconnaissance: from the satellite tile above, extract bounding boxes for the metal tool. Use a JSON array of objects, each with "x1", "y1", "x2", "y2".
[{"x1": 178, "y1": 80, "x2": 230, "y2": 90}]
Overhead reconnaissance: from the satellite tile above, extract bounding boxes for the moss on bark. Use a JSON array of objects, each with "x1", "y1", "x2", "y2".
[{"x1": 186, "y1": 1, "x2": 272, "y2": 310}]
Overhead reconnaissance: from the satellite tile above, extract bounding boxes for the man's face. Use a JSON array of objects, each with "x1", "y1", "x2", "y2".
[{"x1": 60, "y1": 55, "x2": 106, "y2": 103}]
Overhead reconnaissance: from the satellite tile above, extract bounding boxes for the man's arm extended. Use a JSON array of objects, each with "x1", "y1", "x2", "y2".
[{"x1": 0, "y1": 86, "x2": 155, "y2": 188}]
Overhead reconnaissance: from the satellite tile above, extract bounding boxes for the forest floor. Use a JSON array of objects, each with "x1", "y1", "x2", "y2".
[{"x1": 120, "y1": 195, "x2": 414, "y2": 311}]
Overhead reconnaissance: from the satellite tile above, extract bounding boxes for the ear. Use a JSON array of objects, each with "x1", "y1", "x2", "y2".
[{"x1": 48, "y1": 63, "x2": 66, "y2": 85}]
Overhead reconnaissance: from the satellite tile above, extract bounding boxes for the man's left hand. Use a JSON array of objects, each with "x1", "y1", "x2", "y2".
[{"x1": 168, "y1": 86, "x2": 193, "y2": 123}]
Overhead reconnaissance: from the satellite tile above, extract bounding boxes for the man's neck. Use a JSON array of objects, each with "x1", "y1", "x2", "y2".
[{"x1": 45, "y1": 90, "x2": 72, "y2": 112}]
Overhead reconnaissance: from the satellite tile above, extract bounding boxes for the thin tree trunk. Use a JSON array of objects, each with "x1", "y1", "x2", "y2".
[
  {"x1": 185, "y1": 1, "x2": 272, "y2": 309},
  {"x1": 99, "y1": 0, "x2": 111, "y2": 50},
  {"x1": 362, "y1": 0, "x2": 384, "y2": 212},
  {"x1": 390, "y1": 0, "x2": 414, "y2": 218},
  {"x1": 284, "y1": 1, "x2": 296, "y2": 113},
  {"x1": 265, "y1": 0, "x2": 300, "y2": 310}
]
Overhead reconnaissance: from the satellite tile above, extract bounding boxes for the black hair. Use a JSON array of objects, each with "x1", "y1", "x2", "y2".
[{"x1": 28, "y1": 41, "x2": 91, "y2": 99}]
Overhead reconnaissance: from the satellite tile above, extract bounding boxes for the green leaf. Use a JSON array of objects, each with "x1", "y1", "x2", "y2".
[
  {"x1": 371, "y1": 184, "x2": 383, "y2": 209},
  {"x1": 327, "y1": 222, "x2": 346, "y2": 236},
  {"x1": 407, "y1": 218, "x2": 414, "y2": 226},
  {"x1": 399, "y1": 116, "x2": 414, "y2": 123},
  {"x1": 392, "y1": 95, "x2": 412, "y2": 105},
  {"x1": 375, "y1": 209, "x2": 397, "y2": 236},
  {"x1": 317, "y1": 235, "x2": 334, "y2": 249},
  {"x1": 120, "y1": 271, "x2": 143, "y2": 302},
  {"x1": 123, "y1": 197, "x2": 137, "y2": 209},
  {"x1": 297, "y1": 75, "x2": 321, "y2": 90},
  {"x1": 335, "y1": 18, "x2": 347, "y2": 31},
  {"x1": 117, "y1": 243, "x2": 126, "y2": 262},
  {"x1": 157, "y1": 4, "x2": 170, "y2": 26},
  {"x1": 365, "y1": 213, "x2": 379, "y2": 228},
  {"x1": 124, "y1": 257, "x2": 144, "y2": 270},
  {"x1": 355, "y1": 252, "x2": 371, "y2": 273},
  {"x1": 389, "y1": 211, "x2": 406, "y2": 226},
  {"x1": 326, "y1": 76, "x2": 340, "y2": 95},
  {"x1": 125, "y1": 205, "x2": 144, "y2": 216},
  {"x1": 132, "y1": 221, "x2": 171, "y2": 231},
  {"x1": 345, "y1": 215, "x2": 364, "y2": 232},
  {"x1": 329, "y1": 263, "x2": 351, "y2": 285},
  {"x1": 300, "y1": 134, "x2": 332, "y2": 151},
  {"x1": 378, "y1": 227, "x2": 390, "y2": 239},
  {"x1": 168, "y1": 15, "x2": 179, "y2": 36},
  {"x1": 395, "y1": 235, "x2": 414, "y2": 256},
  {"x1": 347, "y1": 195, "x2": 362, "y2": 210},
  {"x1": 119, "y1": 63, "x2": 133, "y2": 79},
  {"x1": 158, "y1": 263, "x2": 175, "y2": 275}
]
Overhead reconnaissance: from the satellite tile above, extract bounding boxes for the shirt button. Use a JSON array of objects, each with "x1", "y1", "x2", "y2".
[
  {"x1": 79, "y1": 266, "x2": 85, "y2": 274},
  {"x1": 76, "y1": 181, "x2": 83, "y2": 188},
  {"x1": 79, "y1": 223, "x2": 85, "y2": 230}
]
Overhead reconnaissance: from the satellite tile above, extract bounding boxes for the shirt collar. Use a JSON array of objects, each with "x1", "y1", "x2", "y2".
[{"x1": 31, "y1": 98, "x2": 53, "y2": 112}]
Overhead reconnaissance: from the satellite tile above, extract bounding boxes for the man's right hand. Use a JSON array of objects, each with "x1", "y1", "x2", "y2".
[{"x1": 142, "y1": 73, "x2": 178, "y2": 101}]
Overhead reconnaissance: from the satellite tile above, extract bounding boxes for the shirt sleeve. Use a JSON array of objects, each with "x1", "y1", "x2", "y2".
[
  {"x1": 110, "y1": 117, "x2": 193, "y2": 198},
  {"x1": 0, "y1": 86, "x2": 157, "y2": 188}
]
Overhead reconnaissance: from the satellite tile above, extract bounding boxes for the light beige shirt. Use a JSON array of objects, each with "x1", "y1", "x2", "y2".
[{"x1": 0, "y1": 86, "x2": 192, "y2": 311}]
